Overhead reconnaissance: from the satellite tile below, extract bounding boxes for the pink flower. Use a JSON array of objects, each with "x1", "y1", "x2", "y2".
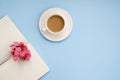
[{"x1": 10, "y1": 42, "x2": 31, "y2": 61}]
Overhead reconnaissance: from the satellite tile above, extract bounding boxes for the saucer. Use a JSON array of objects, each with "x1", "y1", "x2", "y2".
[{"x1": 39, "y1": 8, "x2": 73, "y2": 41}]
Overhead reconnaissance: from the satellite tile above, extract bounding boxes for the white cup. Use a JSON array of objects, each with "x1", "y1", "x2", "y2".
[{"x1": 42, "y1": 14, "x2": 65, "y2": 35}]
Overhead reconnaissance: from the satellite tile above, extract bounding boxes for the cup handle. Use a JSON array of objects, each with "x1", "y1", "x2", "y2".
[{"x1": 41, "y1": 27, "x2": 46, "y2": 32}]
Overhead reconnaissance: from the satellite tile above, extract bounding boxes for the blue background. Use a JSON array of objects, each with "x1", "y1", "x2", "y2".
[{"x1": 0, "y1": 0, "x2": 120, "y2": 80}]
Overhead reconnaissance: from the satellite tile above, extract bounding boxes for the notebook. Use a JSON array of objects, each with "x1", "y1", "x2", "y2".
[{"x1": 0, "y1": 16, "x2": 49, "y2": 80}]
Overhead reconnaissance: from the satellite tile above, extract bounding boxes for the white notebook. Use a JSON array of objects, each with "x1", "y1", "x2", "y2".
[{"x1": 0, "y1": 16, "x2": 49, "y2": 80}]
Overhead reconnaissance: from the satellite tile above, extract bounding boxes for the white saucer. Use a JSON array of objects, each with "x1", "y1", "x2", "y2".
[{"x1": 39, "y1": 8, "x2": 73, "y2": 41}]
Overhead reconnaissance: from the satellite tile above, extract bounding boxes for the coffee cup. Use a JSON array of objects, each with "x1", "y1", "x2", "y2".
[{"x1": 42, "y1": 14, "x2": 65, "y2": 35}]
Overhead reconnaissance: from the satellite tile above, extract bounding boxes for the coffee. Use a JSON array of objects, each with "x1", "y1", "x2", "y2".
[{"x1": 47, "y1": 15, "x2": 64, "y2": 32}]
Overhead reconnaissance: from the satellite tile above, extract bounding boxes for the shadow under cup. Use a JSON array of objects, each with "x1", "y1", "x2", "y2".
[{"x1": 47, "y1": 15, "x2": 65, "y2": 33}]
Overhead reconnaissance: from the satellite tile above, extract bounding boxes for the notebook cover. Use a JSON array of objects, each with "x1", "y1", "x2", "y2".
[{"x1": 0, "y1": 16, "x2": 49, "y2": 80}]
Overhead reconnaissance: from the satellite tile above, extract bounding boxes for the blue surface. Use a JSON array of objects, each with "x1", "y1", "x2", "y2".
[{"x1": 0, "y1": 0, "x2": 120, "y2": 80}]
